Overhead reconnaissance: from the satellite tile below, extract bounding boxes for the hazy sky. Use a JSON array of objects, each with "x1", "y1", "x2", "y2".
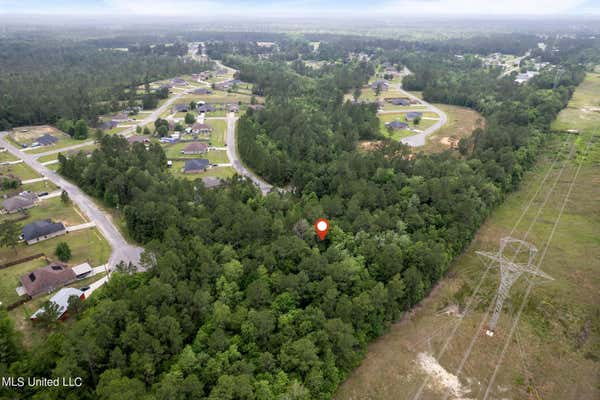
[{"x1": 1, "y1": 0, "x2": 600, "y2": 16}]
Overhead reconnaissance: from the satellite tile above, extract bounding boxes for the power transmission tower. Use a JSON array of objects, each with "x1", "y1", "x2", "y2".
[{"x1": 476, "y1": 237, "x2": 553, "y2": 336}]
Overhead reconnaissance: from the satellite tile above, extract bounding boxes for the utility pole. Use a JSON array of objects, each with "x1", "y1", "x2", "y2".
[{"x1": 476, "y1": 237, "x2": 553, "y2": 336}]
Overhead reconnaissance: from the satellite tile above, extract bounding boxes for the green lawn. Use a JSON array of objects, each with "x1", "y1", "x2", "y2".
[
  {"x1": 21, "y1": 180, "x2": 59, "y2": 194},
  {"x1": 552, "y1": 71, "x2": 600, "y2": 133},
  {"x1": 0, "y1": 197, "x2": 87, "y2": 227},
  {"x1": 0, "y1": 162, "x2": 41, "y2": 181},
  {"x1": 27, "y1": 137, "x2": 85, "y2": 154},
  {"x1": 0, "y1": 151, "x2": 18, "y2": 163},
  {"x1": 0, "y1": 257, "x2": 47, "y2": 305},
  {"x1": 208, "y1": 119, "x2": 227, "y2": 146},
  {"x1": 0, "y1": 228, "x2": 110, "y2": 267}
]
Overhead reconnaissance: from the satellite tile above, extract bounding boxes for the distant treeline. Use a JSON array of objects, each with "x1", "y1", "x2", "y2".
[{"x1": 0, "y1": 39, "x2": 208, "y2": 130}]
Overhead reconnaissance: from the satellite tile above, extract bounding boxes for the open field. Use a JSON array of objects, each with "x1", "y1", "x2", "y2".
[
  {"x1": 552, "y1": 71, "x2": 600, "y2": 133},
  {"x1": 37, "y1": 144, "x2": 97, "y2": 163},
  {"x1": 0, "y1": 161, "x2": 41, "y2": 181},
  {"x1": 420, "y1": 104, "x2": 485, "y2": 153},
  {"x1": 0, "y1": 228, "x2": 111, "y2": 267},
  {"x1": 9, "y1": 125, "x2": 64, "y2": 145},
  {"x1": 336, "y1": 73, "x2": 600, "y2": 400},
  {"x1": 0, "y1": 179, "x2": 59, "y2": 198}
]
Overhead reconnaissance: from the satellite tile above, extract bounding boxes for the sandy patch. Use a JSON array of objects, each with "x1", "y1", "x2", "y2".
[{"x1": 417, "y1": 353, "x2": 473, "y2": 400}]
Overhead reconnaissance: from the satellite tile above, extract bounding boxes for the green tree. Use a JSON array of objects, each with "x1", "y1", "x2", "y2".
[
  {"x1": 55, "y1": 242, "x2": 72, "y2": 262},
  {"x1": 184, "y1": 112, "x2": 196, "y2": 125},
  {"x1": 60, "y1": 189, "x2": 70, "y2": 204},
  {"x1": 35, "y1": 300, "x2": 60, "y2": 328},
  {"x1": 413, "y1": 115, "x2": 421, "y2": 126},
  {"x1": 67, "y1": 295, "x2": 85, "y2": 316},
  {"x1": 73, "y1": 119, "x2": 89, "y2": 139},
  {"x1": 0, "y1": 220, "x2": 20, "y2": 254},
  {"x1": 136, "y1": 125, "x2": 142, "y2": 134}
]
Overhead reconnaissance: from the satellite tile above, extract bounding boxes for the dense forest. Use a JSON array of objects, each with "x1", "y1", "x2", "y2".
[
  {"x1": 0, "y1": 38, "x2": 209, "y2": 130},
  {"x1": 1, "y1": 32, "x2": 598, "y2": 400}
]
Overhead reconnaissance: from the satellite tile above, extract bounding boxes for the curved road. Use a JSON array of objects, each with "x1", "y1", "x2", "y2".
[
  {"x1": 0, "y1": 132, "x2": 143, "y2": 270},
  {"x1": 223, "y1": 112, "x2": 273, "y2": 195},
  {"x1": 390, "y1": 75, "x2": 448, "y2": 147}
]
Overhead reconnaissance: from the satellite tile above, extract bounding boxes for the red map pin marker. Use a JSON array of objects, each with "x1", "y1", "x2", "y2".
[{"x1": 314, "y1": 218, "x2": 330, "y2": 240}]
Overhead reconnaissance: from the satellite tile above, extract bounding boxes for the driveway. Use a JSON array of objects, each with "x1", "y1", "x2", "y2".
[{"x1": 0, "y1": 132, "x2": 143, "y2": 270}]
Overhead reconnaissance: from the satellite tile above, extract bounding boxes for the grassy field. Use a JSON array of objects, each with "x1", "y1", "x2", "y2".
[
  {"x1": 0, "y1": 162, "x2": 41, "y2": 181},
  {"x1": 0, "y1": 197, "x2": 87, "y2": 227},
  {"x1": 336, "y1": 72, "x2": 600, "y2": 400},
  {"x1": 552, "y1": 71, "x2": 600, "y2": 132},
  {"x1": 420, "y1": 104, "x2": 485, "y2": 153},
  {"x1": 0, "y1": 179, "x2": 61, "y2": 198},
  {"x1": 207, "y1": 119, "x2": 227, "y2": 146},
  {"x1": 0, "y1": 151, "x2": 18, "y2": 162},
  {"x1": 0, "y1": 228, "x2": 110, "y2": 267},
  {"x1": 26, "y1": 137, "x2": 85, "y2": 155},
  {"x1": 36, "y1": 144, "x2": 97, "y2": 164},
  {"x1": 0, "y1": 257, "x2": 47, "y2": 305}
]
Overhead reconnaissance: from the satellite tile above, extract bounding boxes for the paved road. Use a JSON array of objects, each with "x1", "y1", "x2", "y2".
[
  {"x1": 0, "y1": 132, "x2": 143, "y2": 270},
  {"x1": 224, "y1": 112, "x2": 273, "y2": 195}
]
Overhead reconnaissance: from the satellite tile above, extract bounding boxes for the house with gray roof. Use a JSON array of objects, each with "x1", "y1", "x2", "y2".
[
  {"x1": 2, "y1": 191, "x2": 38, "y2": 214},
  {"x1": 183, "y1": 159, "x2": 210, "y2": 174},
  {"x1": 21, "y1": 219, "x2": 66, "y2": 245},
  {"x1": 30, "y1": 288, "x2": 85, "y2": 321},
  {"x1": 405, "y1": 111, "x2": 423, "y2": 121},
  {"x1": 20, "y1": 262, "x2": 76, "y2": 297},
  {"x1": 385, "y1": 120, "x2": 409, "y2": 130},
  {"x1": 36, "y1": 134, "x2": 59, "y2": 146},
  {"x1": 173, "y1": 103, "x2": 190, "y2": 113}
]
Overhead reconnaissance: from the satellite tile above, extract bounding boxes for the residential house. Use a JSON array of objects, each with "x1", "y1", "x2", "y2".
[
  {"x1": 127, "y1": 135, "x2": 150, "y2": 144},
  {"x1": 387, "y1": 97, "x2": 411, "y2": 106},
  {"x1": 371, "y1": 79, "x2": 389, "y2": 92},
  {"x1": 193, "y1": 88, "x2": 212, "y2": 95},
  {"x1": 405, "y1": 111, "x2": 423, "y2": 121},
  {"x1": 173, "y1": 103, "x2": 190, "y2": 113},
  {"x1": 197, "y1": 104, "x2": 215, "y2": 113},
  {"x1": 385, "y1": 120, "x2": 409, "y2": 130},
  {"x1": 19, "y1": 262, "x2": 76, "y2": 297},
  {"x1": 191, "y1": 123, "x2": 212, "y2": 135},
  {"x1": 30, "y1": 288, "x2": 85, "y2": 321},
  {"x1": 36, "y1": 134, "x2": 58, "y2": 146},
  {"x1": 111, "y1": 112, "x2": 130, "y2": 122},
  {"x1": 183, "y1": 159, "x2": 210, "y2": 174},
  {"x1": 21, "y1": 220, "x2": 66, "y2": 245},
  {"x1": 2, "y1": 191, "x2": 38, "y2": 214},
  {"x1": 171, "y1": 78, "x2": 188, "y2": 86},
  {"x1": 515, "y1": 71, "x2": 539, "y2": 84},
  {"x1": 99, "y1": 120, "x2": 118, "y2": 130},
  {"x1": 228, "y1": 104, "x2": 240, "y2": 113},
  {"x1": 181, "y1": 142, "x2": 208, "y2": 155}
]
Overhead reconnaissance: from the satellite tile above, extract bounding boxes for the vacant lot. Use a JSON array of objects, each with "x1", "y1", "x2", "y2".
[
  {"x1": 0, "y1": 151, "x2": 18, "y2": 163},
  {"x1": 552, "y1": 71, "x2": 600, "y2": 133},
  {"x1": 0, "y1": 162, "x2": 40, "y2": 181},
  {"x1": 420, "y1": 104, "x2": 484, "y2": 153}
]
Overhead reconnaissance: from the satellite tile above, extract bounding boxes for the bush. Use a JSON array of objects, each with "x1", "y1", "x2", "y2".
[{"x1": 55, "y1": 242, "x2": 71, "y2": 262}]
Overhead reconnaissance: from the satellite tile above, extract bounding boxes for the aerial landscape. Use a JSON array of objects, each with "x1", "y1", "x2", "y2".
[{"x1": 0, "y1": 1, "x2": 599, "y2": 399}]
